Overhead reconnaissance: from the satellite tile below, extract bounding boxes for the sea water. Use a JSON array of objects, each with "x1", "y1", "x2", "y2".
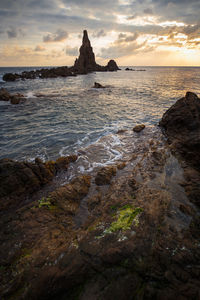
[{"x1": 0, "y1": 66, "x2": 200, "y2": 165}]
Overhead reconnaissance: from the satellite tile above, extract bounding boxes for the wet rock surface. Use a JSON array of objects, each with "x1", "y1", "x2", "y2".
[
  {"x1": 0, "y1": 93, "x2": 200, "y2": 299},
  {"x1": 0, "y1": 88, "x2": 25, "y2": 104},
  {"x1": 133, "y1": 124, "x2": 145, "y2": 132}
]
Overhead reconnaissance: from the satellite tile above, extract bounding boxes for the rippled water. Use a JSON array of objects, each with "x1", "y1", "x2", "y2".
[{"x1": 0, "y1": 66, "x2": 200, "y2": 162}]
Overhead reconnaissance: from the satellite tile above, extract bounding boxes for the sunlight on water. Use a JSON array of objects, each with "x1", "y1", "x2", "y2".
[{"x1": 0, "y1": 66, "x2": 200, "y2": 161}]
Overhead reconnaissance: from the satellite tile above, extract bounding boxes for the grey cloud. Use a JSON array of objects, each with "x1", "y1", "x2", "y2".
[
  {"x1": 143, "y1": 8, "x2": 153, "y2": 15},
  {"x1": 7, "y1": 27, "x2": 17, "y2": 38},
  {"x1": 99, "y1": 40, "x2": 147, "y2": 59},
  {"x1": 92, "y1": 29, "x2": 106, "y2": 38},
  {"x1": 43, "y1": 29, "x2": 68, "y2": 42},
  {"x1": 66, "y1": 46, "x2": 78, "y2": 56}
]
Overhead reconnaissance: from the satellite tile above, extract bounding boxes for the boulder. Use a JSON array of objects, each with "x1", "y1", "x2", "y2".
[
  {"x1": 106, "y1": 59, "x2": 120, "y2": 71},
  {"x1": 133, "y1": 124, "x2": 145, "y2": 132},
  {"x1": 159, "y1": 92, "x2": 200, "y2": 169},
  {"x1": 95, "y1": 166, "x2": 117, "y2": 185},
  {"x1": 0, "y1": 88, "x2": 10, "y2": 101},
  {"x1": 0, "y1": 88, "x2": 24, "y2": 104},
  {"x1": 0, "y1": 155, "x2": 78, "y2": 206},
  {"x1": 93, "y1": 82, "x2": 105, "y2": 88},
  {"x1": 2, "y1": 73, "x2": 20, "y2": 81}
]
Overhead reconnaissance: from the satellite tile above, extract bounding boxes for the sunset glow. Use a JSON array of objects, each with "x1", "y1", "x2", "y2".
[{"x1": 0, "y1": 0, "x2": 199, "y2": 66}]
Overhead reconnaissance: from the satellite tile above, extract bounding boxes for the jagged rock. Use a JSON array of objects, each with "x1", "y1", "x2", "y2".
[
  {"x1": 95, "y1": 166, "x2": 117, "y2": 185},
  {"x1": 3, "y1": 30, "x2": 120, "y2": 81},
  {"x1": 0, "y1": 155, "x2": 78, "y2": 208},
  {"x1": 93, "y1": 82, "x2": 105, "y2": 88},
  {"x1": 133, "y1": 124, "x2": 145, "y2": 132},
  {"x1": 106, "y1": 59, "x2": 120, "y2": 71},
  {"x1": 159, "y1": 92, "x2": 200, "y2": 169},
  {"x1": 74, "y1": 30, "x2": 97, "y2": 74}
]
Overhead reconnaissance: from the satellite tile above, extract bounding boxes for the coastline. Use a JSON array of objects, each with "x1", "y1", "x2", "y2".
[{"x1": 0, "y1": 92, "x2": 200, "y2": 299}]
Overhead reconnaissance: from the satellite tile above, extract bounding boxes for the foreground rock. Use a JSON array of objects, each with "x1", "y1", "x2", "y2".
[
  {"x1": 0, "y1": 92, "x2": 200, "y2": 299},
  {"x1": 0, "y1": 88, "x2": 25, "y2": 104},
  {"x1": 160, "y1": 92, "x2": 200, "y2": 169},
  {"x1": 133, "y1": 124, "x2": 145, "y2": 132},
  {"x1": 160, "y1": 91, "x2": 200, "y2": 207},
  {"x1": 3, "y1": 30, "x2": 120, "y2": 81},
  {"x1": 0, "y1": 155, "x2": 77, "y2": 210}
]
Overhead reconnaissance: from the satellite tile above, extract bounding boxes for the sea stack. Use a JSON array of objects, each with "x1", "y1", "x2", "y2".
[{"x1": 74, "y1": 30, "x2": 97, "y2": 74}]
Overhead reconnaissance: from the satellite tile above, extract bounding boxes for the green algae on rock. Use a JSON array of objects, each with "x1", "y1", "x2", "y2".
[{"x1": 105, "y1": 205, "x2": 143, "y2": 233}]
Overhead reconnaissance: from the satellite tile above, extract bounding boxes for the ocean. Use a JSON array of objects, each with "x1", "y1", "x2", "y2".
[{"x1": 0, "y1": 66, "x2": 200, "y2": 172}]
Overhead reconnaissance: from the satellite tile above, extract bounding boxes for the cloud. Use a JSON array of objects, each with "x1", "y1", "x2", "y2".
[
  {"x1": 7, "y1": 27, "x2": 17, "y2": 38},
  {"x1": 66, "y1": 46, "x2": 78, "y2": 56},
  {"x1": 143, "y1": 8, "x2": 153, "y2": 15},
  {"x1": 100, "y1": 41, "x2": 147, "y2": 59},
  {"x1": 6, "y1": 27, "x2": 25, "y2": 39},
  {"x1": 43, "y1": 29, "x2": 68, "y2": 43},
  {"x1": 35, "y1": 45, "x2": 46, "y2": 51},
  {"x1": 92, "y1": 29, "x2": 106, "y2": 38}
]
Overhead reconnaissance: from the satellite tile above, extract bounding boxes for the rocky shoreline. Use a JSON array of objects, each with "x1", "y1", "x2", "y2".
[
  {"x1": 2, "y1": 30, "x2": 120, "y2": 82},
  {"x1": 0, "y1": 92, "x2": 200, "y2": 299}
]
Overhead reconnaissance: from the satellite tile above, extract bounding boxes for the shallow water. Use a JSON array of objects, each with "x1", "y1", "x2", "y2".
[{"x1": 0, "y1": 66, "x2": 200, "y2": 163}]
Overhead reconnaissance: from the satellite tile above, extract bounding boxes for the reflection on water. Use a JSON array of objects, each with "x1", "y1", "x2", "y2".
[{"x1": 0, "y1": 66, "x2": 200, "y2": 161}]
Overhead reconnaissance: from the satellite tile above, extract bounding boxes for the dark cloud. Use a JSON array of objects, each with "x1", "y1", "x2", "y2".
[
  {"x1": 143, "y1": 8, "x2": 153, "y2": 15},
  {"x1": 7, "y1": 27, "x2": 17, "y2": 38},
  {"x1": 6, "y1": 27, "x2": 24, "y2": 39},
  {"x1": 43, "y1": 29, "x2": 68, "y2": 43}
]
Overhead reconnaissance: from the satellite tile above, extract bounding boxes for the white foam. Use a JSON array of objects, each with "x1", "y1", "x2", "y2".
[
  {"x1": 0, "y1": 75, "x2": 5, "y2": 83},
  {"x1": 26, "y1": 91, "x2": 37, "y2": 99}
]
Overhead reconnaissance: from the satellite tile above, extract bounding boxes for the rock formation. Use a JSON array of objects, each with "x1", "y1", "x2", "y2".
[
  {"x1": 3, "y1": 30, "x2": 120, "y2": 81},
  {"x1": 159, "y1": 92, "x2": 200, "y2": 170},
  {"x1": 1, "y1": 92, "x2": 200, "y2": 299},
  {"x1": 106, "y1": 59, "x2": 120, "y2": 71},
  {"x1": 0, "y1": 88, "x2": 25, "y2": 104},
  {"x1": 74, "y1": 30, "x2": 97, "y2": 74}
]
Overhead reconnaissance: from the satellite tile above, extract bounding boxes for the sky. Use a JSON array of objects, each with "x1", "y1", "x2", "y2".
[{"x1": 0, "y1": 0, "x2": 200, "y2": 66}]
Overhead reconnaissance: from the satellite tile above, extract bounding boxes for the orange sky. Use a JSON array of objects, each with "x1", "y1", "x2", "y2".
[{"x1": 0, "y1": 0, "x2": 200, "y2": 66}]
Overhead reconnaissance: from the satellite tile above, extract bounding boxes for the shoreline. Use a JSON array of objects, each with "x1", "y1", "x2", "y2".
[{"x1": 1, "y1": 92, "x2": 200, "y2": 299}]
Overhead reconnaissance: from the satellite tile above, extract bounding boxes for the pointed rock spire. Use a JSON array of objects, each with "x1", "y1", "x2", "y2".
[{"x1": 74, "y1": 30, "x2": 97, "y2": 73}]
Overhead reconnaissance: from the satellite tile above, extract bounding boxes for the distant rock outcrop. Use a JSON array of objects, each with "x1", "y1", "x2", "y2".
[
  {"x1": 3, "y1": 30, "x2": 120, "y2": 81},
  {"x1": 106, "y1": 59, "x2": 120, "y2": 71}
]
